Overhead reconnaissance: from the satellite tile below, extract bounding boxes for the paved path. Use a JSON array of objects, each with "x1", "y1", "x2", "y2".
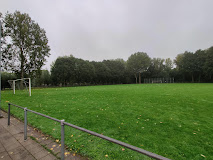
[{"x1": 0, "y1": 111, "x2": 87, "y2": 160}]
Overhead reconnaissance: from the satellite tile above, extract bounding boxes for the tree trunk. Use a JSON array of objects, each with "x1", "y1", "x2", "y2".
[
  {"x1": 20, "y1": 48, "x2": 25, "y2": 79},
  {"x1": 191, "y1": 74, "x2": 194, "y2": 83},
  {"x1": 139, "y1": 72, "x2": 141, "y2": 84},
  {"x1": 135, "y1": 74, "x2": 137, "y2": 84},
  {"x1": 20, "y1": 48, "x2": 25, "y2": 89},
  {"x1": 198, "y1": 74, "x2": 201, "y2": 83}
]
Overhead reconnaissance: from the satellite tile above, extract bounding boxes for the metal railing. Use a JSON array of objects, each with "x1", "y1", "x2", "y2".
[{"x1": 7, "y1": 103, "x2": 171, "y2": 160}]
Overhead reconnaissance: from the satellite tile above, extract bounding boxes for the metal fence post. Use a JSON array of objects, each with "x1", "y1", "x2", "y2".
[
  {"x1": 24, "y1": 107, "x2": 27, "y2": 140},
  {"x1": 0, "y1": 20, "x2": 3, "y2": 119},
  {"x1": 61, "y1": 119, "x2": 65, "y2": 160},
  {"x1": 8, "y1": 103, "x2": 10, "y2": 126}
]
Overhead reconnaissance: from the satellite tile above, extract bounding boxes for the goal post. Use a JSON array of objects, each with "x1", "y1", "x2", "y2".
[{"x1": 8, "y1": 78, "x2": 31, "y2": 96}]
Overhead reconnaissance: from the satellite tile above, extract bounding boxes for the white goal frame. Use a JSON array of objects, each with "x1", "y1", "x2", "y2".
[{"x1": 8, "y1": 78, "x2": 31, "y2": 96}]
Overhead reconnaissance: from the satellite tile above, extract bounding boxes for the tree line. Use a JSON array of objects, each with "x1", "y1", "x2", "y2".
[
  {"x1": 174, "y1": 47, "x2": 213, "y2": 82},
  {"x1": 49, "y1": 53, "x2": 174, "y2": 86},
  {"x1": 49, "y1": 46, "x2": 213, "y2": 87},
  {"x1": 1, "y1": 11, "x2": 213, "y2": 89}
]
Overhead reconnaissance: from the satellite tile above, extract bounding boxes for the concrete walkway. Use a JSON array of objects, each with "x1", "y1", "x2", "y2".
[{"x1": 0, "y1": 111, "x2": 87, "y2": 160}]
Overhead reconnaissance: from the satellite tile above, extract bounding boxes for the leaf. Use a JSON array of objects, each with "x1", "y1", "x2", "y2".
[
  {"x1": 65, "y1": 152, "x2": 70, "y2": 156},
  {"x1": 201, "y1": 154, "x2": 206, "y2": 158}
]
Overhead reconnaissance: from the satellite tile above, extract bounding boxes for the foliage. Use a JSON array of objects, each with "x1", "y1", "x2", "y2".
[
  {"x1": 148, "y1": 58, "x2": 165, "y2": 78},
  {"x1": 51, "y1": 56, "x2": 76, "y2": 86},
  {"x1": 49, "y1": 45, "x2": 213, "y2": 86},
  {"x1": 103, "y1": 59, "x2": 126, "y2": 84},
  {"x1": 174, "y1": 47, "x2": 213, "y2": 82},
  {"x1": 1, "y1": 11, "x2": 50, "y2": 78},
  {"x1": 51, "y1": 56, "x2": 128, "y2": 86},
  {"x1": 127, "y1": 52, "x2": 151, "y2": 83},
  {"x1": 164, "y1": 58, "x2": 173, "y2": 74},
  {"x1": 204, "y1": 47, "x2": 213, "y2": 80},
  {"x1": 194, "y1": 50, "x2": 206, "y2": 82},
  {"x1": 74, "y1": 58, "x2": 95, "y2": 84},
  {"x1": 176, "y1": 51, "x2": 196, "y2": 82},
  {"x1": 2, "y1": 84, "x2": 213, "y2": 159},
  {"x1": 1, "y1": 72, "x2": 16, "y2": 89},
  {"x1": 34, "y1": 70, "x2": 51, "y2": 87},
  {"x1": 91, "y1": 61, "x2": 111, "y2": 84}
]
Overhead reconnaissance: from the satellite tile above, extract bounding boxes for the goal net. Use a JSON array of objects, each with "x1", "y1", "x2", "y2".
[
  {"x1": 144, "y1": 77, "x2": 174, "y2": 84},
  {"x1": 8, "y1": 78, "x2": 31, "y2": 96}
]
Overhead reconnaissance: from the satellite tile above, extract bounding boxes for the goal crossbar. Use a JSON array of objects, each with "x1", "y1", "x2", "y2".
[{"x1": 8, "y1": 78, "x2": 30, "y2": 82}]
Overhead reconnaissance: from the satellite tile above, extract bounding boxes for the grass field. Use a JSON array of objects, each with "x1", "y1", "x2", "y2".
[{"x1": 1, "y1": 84, "x2": 213, "y2": 160}]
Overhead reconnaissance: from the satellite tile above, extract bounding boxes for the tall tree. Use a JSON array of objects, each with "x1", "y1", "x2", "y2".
[
  {"x1": 194, "y1": 49, "x2": 206, "y2": 82},
  {"x1": 164, "y1": 58, "x2": 173, "y2": 74},
  {"x1": 91, "y1": 61, "x2": 111, "y2": 84},
  {"x1": 204, "y1": 46, "x2": 213, "y2": 81},
  {"x1": 127, "y1": 52, "x2": 151, "y2": 84},
  {"x1": 175, "y1": 51, "x2": 196, "y2": 82},
  {"x1": 74, "y1": 58, "x2": 95, "y2": 84},
  {"x1": 51, "y1": 56, "x2": 75, "y2": 86},
  {"x1": 103, "y1": 59, "x2": 126, "y2": 84},
  {"x1": 35, "y1": 70, "x2": 51, "y2": 86},
  {"x1": 148, "y1": 58, "x2": 165, "y2": 78},
  {"x1": 2, "y1": 11, "x2": 50, "y2": 78}
]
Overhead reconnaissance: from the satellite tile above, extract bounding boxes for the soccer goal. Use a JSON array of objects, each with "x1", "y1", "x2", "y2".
[
  {"x1": 8, "y1": 78, "x2": 31, "y2": 96},
  {"x1": 144, "y1": 77, "x2": 175, "y2": 84}
]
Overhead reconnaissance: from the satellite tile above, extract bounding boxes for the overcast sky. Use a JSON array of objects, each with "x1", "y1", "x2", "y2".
[{"x1": 1, "y1": 0, "x2": 213, "y2": 70}]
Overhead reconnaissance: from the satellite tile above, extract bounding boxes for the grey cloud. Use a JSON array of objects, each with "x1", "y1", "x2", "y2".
[{"x1": 1, "y1": 0, "x2": 213, "y2": 70}]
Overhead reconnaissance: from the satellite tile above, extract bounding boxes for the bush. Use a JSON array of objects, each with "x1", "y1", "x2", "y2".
[{"x1": 1, "y1": 72, "x2": 16, "y2": 89}]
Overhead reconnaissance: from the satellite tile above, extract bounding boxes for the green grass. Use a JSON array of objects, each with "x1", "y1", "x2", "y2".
[{"x1": 1, "y1": 84, "x2": 213, "y2": 160}]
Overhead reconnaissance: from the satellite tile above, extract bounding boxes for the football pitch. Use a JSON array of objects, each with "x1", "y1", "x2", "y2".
[{"x1": 1, "y1": 83, "x2": 213, "y2": 159}]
